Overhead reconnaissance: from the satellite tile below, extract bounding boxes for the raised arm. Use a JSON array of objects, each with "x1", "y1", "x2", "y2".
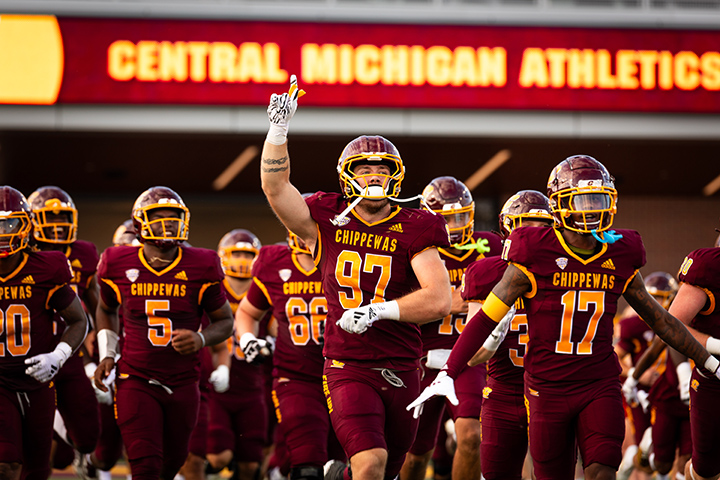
[{"x1": 260, "y1": 76, "x2": 317, "y2": 250}]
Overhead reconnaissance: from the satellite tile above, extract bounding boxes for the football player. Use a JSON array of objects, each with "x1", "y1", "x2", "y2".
[
  {"x1": 260, "y1": 77, "x2": 452, "y2": 480},
  {"x1": 236, "y1": 228, "x2": 345, "y2": 480},
  {"x1": 205, "y1": 228, "x2": 270, "y2": 480},
  {"x1": 75, "y1": 221, "x2": 140, "y2": 480},
  {"x1": 26, "y1": 186, "x2": 101, "y2": 470},
  {"x1": 0, "y1": 186, "x2": 89, "y2": 479},
  {"x1": 401, "y1": 177, "x2": 502, "y2": 480},
  {"x1": 410, "y1": 155, "x2": 718, "y2": 480},
  {"x1": 92, "y1": 186, "x2": 234, "y2": 478},
  {"x1": 616, "y1": 272, "x2": 680, "y2": 480},
  {"x1": 631, "y1": 242, "x2": 720, "y2": 480},
  {"x1": 459, "y1": 190, "x2": 554, "y2": 480}
]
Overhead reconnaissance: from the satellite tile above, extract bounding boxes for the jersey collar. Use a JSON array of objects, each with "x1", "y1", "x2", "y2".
[
  {"x1": 292, "y1": 252, "x2": 317, "y2": 276},
  {"x1": 350, "y1": 204, "x2": 402, "y2": 227},
  {"x1": 138, "y1": 247, "x2": 183, "y2": 276},
  {"x1": 0, "y1": 252, "x2": 29, "y2": 283},
  {"x1": 553, "y1": 229, "x2": 607, "y2": 265}
]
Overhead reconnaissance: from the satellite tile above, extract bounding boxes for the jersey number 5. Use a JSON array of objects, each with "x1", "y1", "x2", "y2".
[{"x1": 146, "y1": 300, "x2": 172, "y2": 347}]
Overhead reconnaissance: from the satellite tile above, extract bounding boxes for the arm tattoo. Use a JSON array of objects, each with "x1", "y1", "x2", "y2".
[
  {"x1": 261, "y1": 155, "x2": 289, "y2": 173},
  {"x1": 492, "y1": 264, "x2": 531, "y2": 307},
  {"x1": 625, "y1": 275, "x2": 709, "y2": 366}
]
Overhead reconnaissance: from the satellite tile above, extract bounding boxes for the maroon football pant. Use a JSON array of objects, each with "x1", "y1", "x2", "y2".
[
  {"x1": 115, "y1": 375, "x2": 200, "y2": 480},
  {"x1": 480, "y1": 378, "x2": 527, "y2": 480},
  {"x1": 323, "y1": 360, "x2": 420, "y2": 479},
  {"x1": 525, "y1": 374, "x2": 624, "y2": 480},
  {"x1": 624, "y1": 398, "x2": 651, "y2": 446},
  {"x1": 409, "y1": 364, "x2": 485, "y2": 455},
  {"x1": 207, "y1": 381, "x2": 267, "y2": 461},
  {"x1": 273, "y1": 376, "x2": 345, "y2": 467},
  {"x1": 0, "y1": 383, "x2": 55, "y2": 480},
  {"x1": 650, "y1": 398, "x2": 691, "y2": 466},
  {"x1": 94, "y1": 400, "x2": 123, "y2": 469},
  {"x1": 55, "y1": 353, "x2": 100, "y2": 453},
  {"x1": 689, "y1": 368, "x2": 720, "y2": 477},
  {"x1": 188, "y1": 391, "x2": 209, "y2": 457}
]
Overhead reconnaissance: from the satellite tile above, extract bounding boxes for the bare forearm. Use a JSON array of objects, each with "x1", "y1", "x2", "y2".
[
  {"x1": 261, "y1": 142, "x2": 290, "y2": 197},
  {"x1": 396, "y1": 287, "x2": 451, "y2": 324},
  {"x1": 202, "y1": 318, "x2": 233, "y2": 347},
  {"x1": 632, "y1": 337, "x2": 665, "y2": 379}
]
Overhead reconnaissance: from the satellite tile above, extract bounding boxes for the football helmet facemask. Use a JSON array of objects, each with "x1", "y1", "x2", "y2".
[
  {"x1": 499, "y1": 190, "x2": 554, "y2": 238},
  {"x1": 547, "y1": 155, "x2": 617, "y2": 235},
  {"x1": 337, "y1": 135, "x2": 405, "y2": 200},
  {"x1": 132, "y1": 187, "x2": 190, "y2": 249},
  {"x1": 644, "y1": 271, "x2": 679, "y2": 310},
  {"x1": 218, "y1": 229, "x2": 261, "y2": 279},
  {"x1": 421, "y1": 176, "x2": 475, "y2": 246},
  {"x1": 0, "y1": 186, "x2": 33, "y2": 258},
  {"x1": 27, "y1": 186, "x2": 78, "y2": 244}
]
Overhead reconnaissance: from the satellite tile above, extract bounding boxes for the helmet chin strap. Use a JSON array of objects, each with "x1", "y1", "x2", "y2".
[
  {"x1": 331, "y1": 180, "x2": 433, "y2": 226},
  {"x1": 591, "y1": 229, "x2": 623, "y2": 244}
]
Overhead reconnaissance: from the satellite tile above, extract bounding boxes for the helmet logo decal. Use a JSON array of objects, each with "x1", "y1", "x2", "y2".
[
  {"x1": 279, "y1": 269, "x2": 292, "y2": 282},
  {"x1": 125, "y1": 269, "x2": 139, "y2": 282},
  {"x1": 555, "y1": 257, "x2": 569, "y2": 270}
]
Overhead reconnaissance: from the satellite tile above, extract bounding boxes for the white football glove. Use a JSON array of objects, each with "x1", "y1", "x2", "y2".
[
  {"x1": 265, "y1": 335, "x2": 277, "y2": 354},
  {"x1": 25, "y1": 342, "x2": 72, "y2": 383},
  {"x1": 336, "y1": 301, "x2": 400, "y2": 335},
  {"x1": 622, "y1": 368, "x2": 639, "y2": 406},
  {"x1": 209, "y1": 364, "x2": 230, "y2": 393},
  {"x1": 240, "y1": 332, "x2": 270, "y2": 365},
  {"x1": 676, "y1": 361, "x2": 692, "y2": 405},
  {"x1": 482, "y1": 307, "x2": 515, "y2": 352},
  {"x1": 83, "y1": 361, "x2": 114, "y2": 405},
  {"x1": 406, "y1": 371, "x2": 459, "y2": 419},
  {"x1": 266, "y1": 75, "x2": 303, "y2": 145}
]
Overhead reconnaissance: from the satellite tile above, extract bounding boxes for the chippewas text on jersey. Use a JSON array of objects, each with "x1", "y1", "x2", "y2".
[
  {"x1": 334, "y1": 229, "x2": 398, "y2": 252},
  {"x1": 552, "y1": 272, "x2": 615, "y2": 290},
  {"x1": 130, "y1": 282, "x2": 187, "y2": 297},
  {"x1": 283, "y1": 281, "x2": 323, "y2": 295},
  {"x1": 0, "y1": 285, "x2": 33, "y2": 300}
]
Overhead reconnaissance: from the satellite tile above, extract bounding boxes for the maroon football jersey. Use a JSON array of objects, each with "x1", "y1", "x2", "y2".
[
  {"x1": 53, "y1": 239, "x2": 99, "y2": 340},
  {"x1": 504, "y1": 226, "x2": 646, "y2": 383},
  {"x1": 616, "y1": 314, "x2": 654, "y2": 365},
  {"x1": 0, "y1": 250, "x2": 76, "y2": 391},
  {"x1": 679, "y1": 248, "x2": 720, "y2": 350},
  {"x1": 462, "y1": 255, "x2": 526, "y2": 386},
  {"x1": 245, "y1": 244, "x2": 326, "y2": 382},
  {"x1": 307, "y1": 192, "x2": 451, "y2": 369},
  {"x1": 97, "y1": 245, "x2": 227, "y2": 387},
  {"x1": 421, "y1": 231, "x2": 502, "y2": 351}
]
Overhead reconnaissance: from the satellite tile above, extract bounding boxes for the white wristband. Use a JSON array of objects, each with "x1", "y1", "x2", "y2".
[
  {"x1": 266, "y1": 124, "x2": 289, "y2": 146},
  {"x1": 97, "y1": 329, "x2": 119, "y2": 361},
  {"x1": 239, "y1": 332, "x2": 258, "y2": 350},
  {"x1": 197, "y1": 331, "x2": 206, "y2": 348},
  {"x1": 706, "y1": 337, "x2": 720, "y2": 355},
  {"x1": 374, "y1": 300, "x2": 400, "y2": 321},
  {"x1": 704, "y1": 355, "x2": 719, "y2": 373}
]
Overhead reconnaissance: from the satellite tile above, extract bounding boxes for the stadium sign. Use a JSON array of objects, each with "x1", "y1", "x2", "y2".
[{"x1": 1, "y1": 14, "x2": 719, "y2": 112}]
